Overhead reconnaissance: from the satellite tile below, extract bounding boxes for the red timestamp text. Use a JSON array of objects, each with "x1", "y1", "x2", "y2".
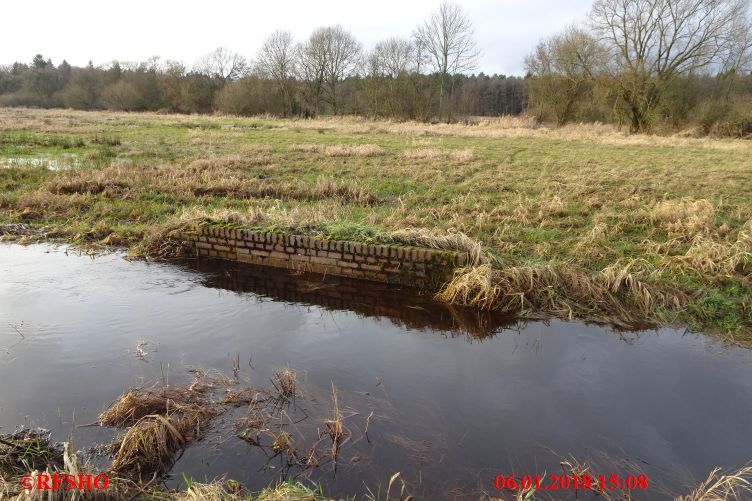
[{"x1": 494, "y1": 473, "x2": 649, "y2": 492}]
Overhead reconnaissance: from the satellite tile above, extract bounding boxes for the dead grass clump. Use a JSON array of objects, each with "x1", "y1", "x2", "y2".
[
  {"x1": 652, "y1": 199, "x2": 716, "y2": 236},
  {"x1": 135, "y1": 217, "x2": 196, "y2": 259},
  {"x1": 98, "y1": 385, "x2": 209, "y2": 428},
  {"x1": 682, "y1": 224, "x2": 752, "y2": 276},
  {"x1": 400, "y1": 148, "x2": 473, "y2": 162},
  {"x1": 312, "y1": 177, "x2": 379, "y2": 205},
  {"x1": 601, "y1": 261, "x2": 685, "y2": 312},
  {"x1": 324, "y1": 144, "x2": 386, "y2": 157},
  {"x1": 676, "y1": 466, "x2": 752, "y2": 501},
  {"x1": 48, "y1": 169, "x2": 131, "y2": 196},
  {"x1": 289, "y1": 144, "x2": 323, "y2": 153},
  {"x1": 272, "y1": 368, "x2": 297, "y2": 401},
  {"x1": 437, "y1": 263, "x2": 680, "y2": 326},
  {"x1": 290, "y1": 143, "x2": 386, "y2": 157},
  {"x1": 324, "y1": 384, "x2": 345, "y2": 461},
  {"x1": 110, "y1": 414, "x2": 186, "y2": 479},
  {"x1": 388, "y1": 227, "x2": 484, "y2": 265},
  {"x1": 101, "y1": 384, "x2": 218, "y2": 479}
]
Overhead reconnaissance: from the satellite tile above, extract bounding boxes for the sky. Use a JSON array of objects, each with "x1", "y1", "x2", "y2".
[{"x1": 0, "y1": 0, "x2": 594, "y2": 76}]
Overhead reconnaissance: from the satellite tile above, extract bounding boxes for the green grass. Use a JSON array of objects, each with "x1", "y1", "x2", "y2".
[{"x1": 0, "y1": 108, "x2": 750, "y2": 340}]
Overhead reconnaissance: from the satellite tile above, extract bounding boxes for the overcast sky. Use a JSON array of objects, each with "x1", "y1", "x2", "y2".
[{"x1": 1, "y1": 0, "x2": 594, "y2": 76}]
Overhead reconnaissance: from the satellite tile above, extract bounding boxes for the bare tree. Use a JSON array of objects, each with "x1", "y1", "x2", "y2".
[
  {"x1": 194, "y1": 47, "x2": 248, "y2": 84},
  {"x1": 256, "y1": 30, "x2": 297, "y2": 115},
  {"x1": 321, "y1": 26, "x2": 361, "y2": 114},
  {"x1": 297, "y1": 32, "x2": 328, "y2": 115},
  {"x1": 373, "y1": 37, "x2": 416, "y2": 78},
  {"x1": 414, "y1": 2, "x2": 479, "y2": 119},
  {"x1": 590, "y1": 0, "x2": 751, "y2": 131},
  {"x1": 297, "y1": 26, "x2": 361, "y2": 115},
  {"x1": 525, "y1": 26, "x2": 606, "y2": 125},
  {"x1": 365, "y1": 37, "x2": 420, "y2": 118}
]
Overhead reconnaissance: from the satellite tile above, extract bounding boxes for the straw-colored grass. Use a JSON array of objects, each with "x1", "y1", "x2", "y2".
[
  {"x1": 387, "y1": 227, "x2": 484, "y2": 265},
  {"x1": 400, "y1": 147, "x2": 473, "y2": 162},
  {"x1": 438, "y1": 263, "x2": 684, "y2": 327},
  {"x1": 290, "y1": 143, "x2": 386, "y2": 157},
  {"x1": 676, "y1": 466, "x2": 752, "y2": 501},
  {"x1": 652, "y1": 199, "x2": 717, "y2": 237}
]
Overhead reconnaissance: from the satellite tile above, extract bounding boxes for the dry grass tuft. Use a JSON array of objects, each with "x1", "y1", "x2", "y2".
[
  {"x1": 101, "y1": 385, "x2": 218, "y2": 479},
  {"x1": 324, "y1": 383, "x2": 345, "y2": 461},
  {"x1": 682, "y1": 223, "x2": 752, "y2": 276},
  {"x1": 675, "y1": 466, "x2": 752, "y2": 501},
  {"x1": 47, "y1": 166, "x2": 132, "y2": 195},
  {"x1": 652, "y1": 199, "x2": 716, "y2": 237},
  {"x1": 136, "y1": 217, "x2": 196, "y2": 259},
  {"x1": 438, "y1": 263, "x2": 682, "y2": 326},
  {"x1": 110, "y1": 413, "x2": 186, "y2": 479},
  {"x1": 388, "y1": 227, "x2": 484, "y2": 265},
  {"x1": 272, "y1": 368, "x2": 297, "y2": 401},
  {"x1": 400, "y1": 148, "x2": 473, "y2": 162},
  {"x1": 290, "y1": 143, "x2": 386, "y2": 157}
]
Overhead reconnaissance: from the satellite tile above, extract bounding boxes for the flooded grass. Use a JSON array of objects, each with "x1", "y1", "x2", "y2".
[{"x1": 0, "y1": 429, "x2": 64, "y2": 478}]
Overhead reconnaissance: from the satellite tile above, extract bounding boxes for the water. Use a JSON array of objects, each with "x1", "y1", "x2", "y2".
[
  {"x1": 1, "y1": 244, "x2": 751, "y2": 500},
  {"x1": 0, "y1": 156, "x2": 80, "y2": 170}
]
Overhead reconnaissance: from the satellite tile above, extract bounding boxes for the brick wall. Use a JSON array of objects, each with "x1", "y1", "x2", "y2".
[{"x1": 189, "y1": 225, "x2": 468, "y2": 290}]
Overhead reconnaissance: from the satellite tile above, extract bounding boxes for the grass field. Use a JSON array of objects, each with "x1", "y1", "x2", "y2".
[{"x1": 0, "y1": 108, "x2": 750, "y2": 340}]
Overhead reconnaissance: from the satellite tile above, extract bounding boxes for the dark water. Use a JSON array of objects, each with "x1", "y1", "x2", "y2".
[{"x1": 1, "y1": 244, "x2": 751, "y2": 500}]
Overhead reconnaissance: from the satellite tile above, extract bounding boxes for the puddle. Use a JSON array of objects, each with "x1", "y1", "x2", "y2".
[
  {"x1": 0, "y1": 155, "x2": 81, "y2": 170},
  {"x1": 1, "y1": 244, "x2": 751, "y2": 499}
]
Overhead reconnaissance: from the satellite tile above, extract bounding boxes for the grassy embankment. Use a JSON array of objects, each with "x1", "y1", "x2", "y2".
[{"x1": 0, "y1": 108, "x2": 750, "y2": 340}]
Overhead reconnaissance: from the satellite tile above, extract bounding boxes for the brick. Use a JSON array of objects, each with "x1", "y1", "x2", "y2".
[
  {"x1": 343, "y1": 253, "x2": 354, "y2": 261},
  {"x1": 360, "y1": 263, "x2": 382, "y2": 272},
  {"x1": 311, "y1": 256, "x2": 335, "y2": 266},
  {"x1": 269, "y1": 251, "x2": 288, "y2": 260},
  {"x1": 236, "y1": 253, "x2": 255, "y2": 263},
  {"x1": 196, "y1": 242, "x2": 212, "y2": 250},
  {"x1": 364, "y1": 271, "x2": 389, "y2": 282},
  {"x1": 286, "y1": 246, "x2": 295, "y2": 253},
  {"x1": 337, "y1": 260, "x2": 359, "y2": 268},
  {"x1": 213, "y1": 244, "x2": 231, "y2": 252},
  {"x1": 251, "y1": 250, "x2": 269, "y2": 257},
  {"x1": 327, "y1": 251, "x2": 342, "y2": 259},
  {"x1": 366, "y1": 256, "x2": 377, "y2": 263},
  {"x1": 291, "y1": 254, "x2": 310, "y2": 262},
  {"x1": 237, "y1": 248, "x2": 250, "y2": 255}
]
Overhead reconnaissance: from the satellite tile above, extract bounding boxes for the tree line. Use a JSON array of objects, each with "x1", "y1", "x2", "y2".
[{"x1": 1, "y1": 0, "x2": 750, "y2": 135}]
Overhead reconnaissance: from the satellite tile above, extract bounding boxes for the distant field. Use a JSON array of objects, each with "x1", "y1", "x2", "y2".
[{"x1": 0, "y1": 108, "x2": 750, "y2": 339}]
